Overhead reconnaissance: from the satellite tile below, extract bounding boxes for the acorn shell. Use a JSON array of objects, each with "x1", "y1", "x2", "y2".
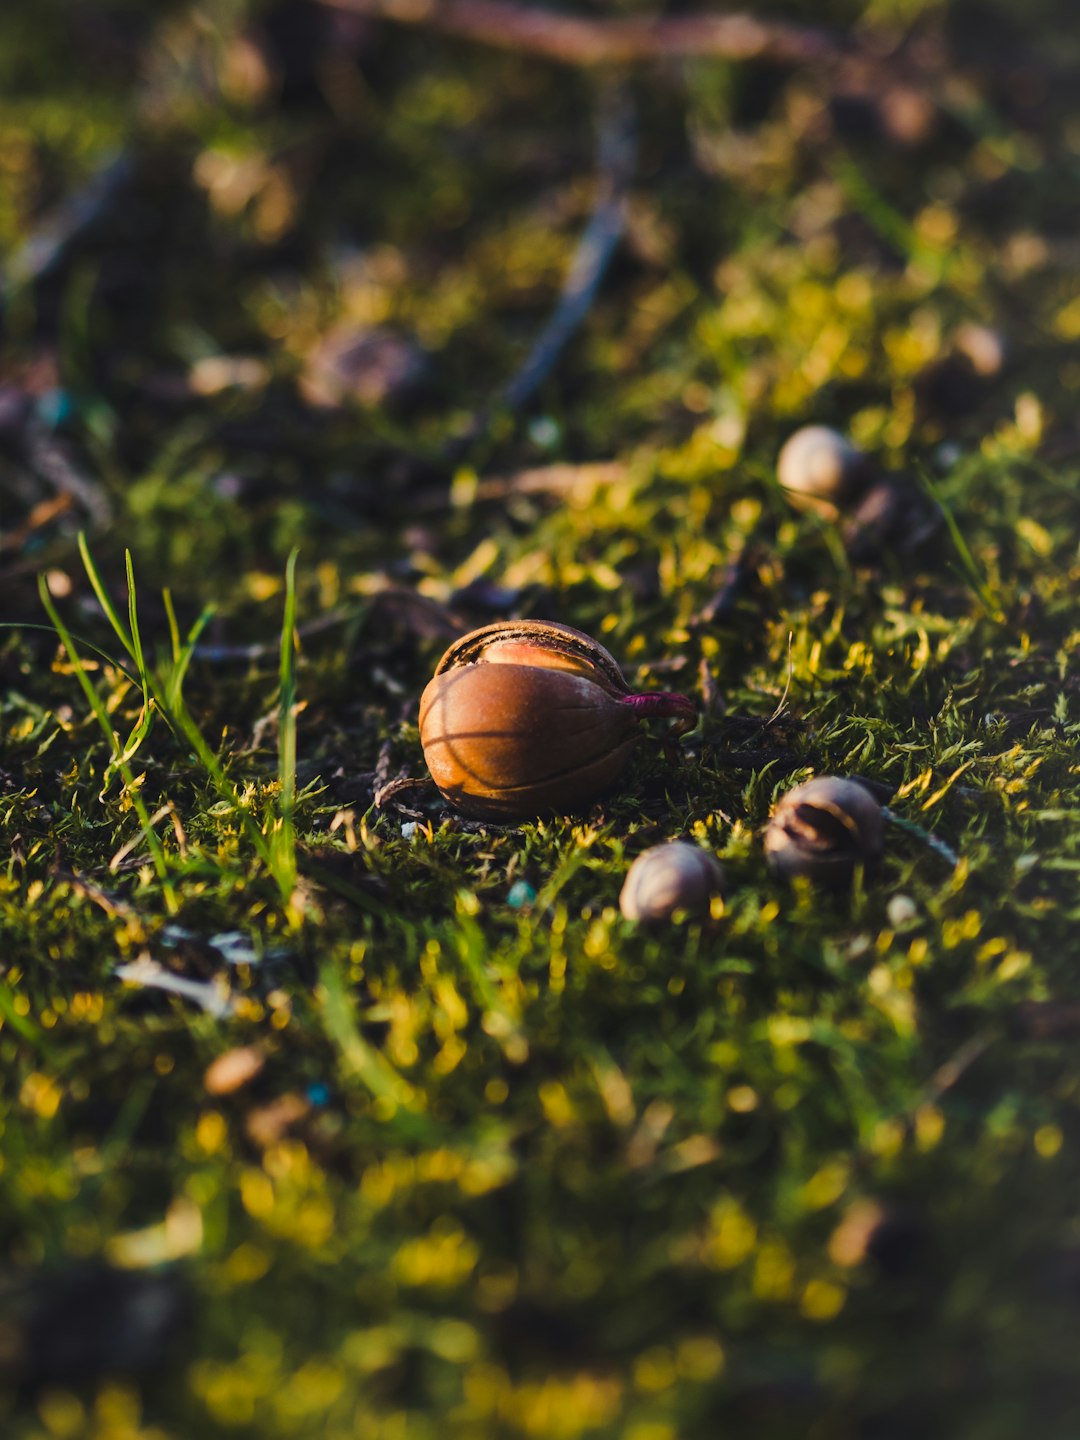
[
  {"x1": 764, "y1": 776, "x2": 884, "y2": 883},
  {"x1": 619, "y1": 842, "x2": 725, "y2": 922},
  {"x1": 420, "y1": 656, "x2": 639, "y2": 821},
  {"x1": 777, "y1": 425, "x2": 868, "y2": 519},
  {"x1": 842, "y1": 476, "x2": 940, "y2": 563},
  {"x1": 432, "y1": 619, "x2": 628, "y2": 693}
]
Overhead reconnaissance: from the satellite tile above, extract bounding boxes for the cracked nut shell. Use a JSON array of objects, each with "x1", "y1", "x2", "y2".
[
  {"x1": 764, "y1": 776, "x2": 884, "y2": 883},
  {"x1": 841, "y1": 476, "x2": 940, "y2": 563},
  {"x1": 419, "y1": 620, "x2": 695, "y2": 821},
  {"x1": 619, "y1": 841, "x2": 725, "y2": 923}
]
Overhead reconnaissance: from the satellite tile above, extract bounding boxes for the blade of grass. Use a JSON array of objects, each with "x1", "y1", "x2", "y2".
[
  {"x1": 39, "y1": 575, "x2": 122, "y2": 752},
  {"x1": 78, "y1": 530, "x2": 134, "y2": 659},
  {"x1": 148, "y1": 684, "x2": 275, "y2": 874},
  {"x1": 80, "y1": 537, "x2": 270, "y2": 870},
  {"x1": 161, "y1": 591, "x2": 215, "y2": 711},
  {"x1": 316, "y1": 961, "x2": 430, "y2": 1126},
  {"x1": 77, "y1": 539, "x2": 155, "y2": 766},
  {"x1": 0, "y1": 621, "x2": 139, "y2": 687},
  {"x1": 919, "y1": 474, "x2": 1005, "y2": 622},
  {"x1": 58, "y1": 540, "x2": 304, "y2": 907},
  {"x1": 172, "y1": 603, "x2": 216, "y2": 708},
  {"x1": 272, "y1": 549, "x2": 300, "y2": 902},
  {"x1": 163, "y1": 586, "x2": 182, "y2": 665},
  {"x1": 0, "y1": 980, "x2": 55, "y2": 1060},
  {"x1": 303, "y1": 859, "x2": 388, "y2": 917},
  {"x1": 39, "y1": 575, "x2": 178, "y2": 912},
  {"x1": 829, "y1": 151, "x2": 923, "y2": 267},
  {"x1": 125, "y1": 550, "x2": 147, "y2": 677}
]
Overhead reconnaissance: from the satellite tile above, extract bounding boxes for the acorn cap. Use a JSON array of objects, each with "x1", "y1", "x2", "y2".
[
  {"x1": 434, "y1": 619, "x2": 627, "y2": 693},
  {"x1": 620, "y1": 841, "x2": 726, "y2": 922}
]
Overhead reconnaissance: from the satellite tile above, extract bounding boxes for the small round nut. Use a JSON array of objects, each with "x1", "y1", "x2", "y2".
[
  {"x1": 777, "y1": 425, "x2": 868, "y2": 518},
  {"x1": 620, "y1": 841, "x2": 725, "y2": 922},
  {"x1": 764, "y1": 776, "x2": 884, "y2": 883}
]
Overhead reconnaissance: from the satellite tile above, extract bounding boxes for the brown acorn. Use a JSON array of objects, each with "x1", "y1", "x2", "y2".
[
  {"x1": 419, "y1": 621, "x2": 696, "y2": 821},
  {"x1": 764, "y1": 776, "x2": 884, "y2": 883}
]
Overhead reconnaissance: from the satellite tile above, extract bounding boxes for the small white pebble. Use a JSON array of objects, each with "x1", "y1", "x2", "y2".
[
  {"x1": 528, "y1": 415, "x2": 561, "y2": 450},
  {"x1": 400, "y1": 822, "x2": 419, "y2": 840},
  {"x1": 934, "y1": 441, "x2": 964, "y2": 471},
  {"x1": 887, "y1": 894, "x2": 919, "y2": 928}
]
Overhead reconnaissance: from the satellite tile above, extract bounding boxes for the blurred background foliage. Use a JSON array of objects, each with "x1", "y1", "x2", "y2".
[
  {"x1": 1, "y1": 1, "x2": 1080, "y2": 1438},
  {"x1": 0, "y1": 0, "x2": 1078, "y2": 607}
]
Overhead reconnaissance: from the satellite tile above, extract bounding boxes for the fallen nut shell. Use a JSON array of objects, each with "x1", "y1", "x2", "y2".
[
  {"x1": 620, "y1": 841, "x2": 725, "y2": 922},
  {"x1": 420, "y1": 620, "x2": 696, "y2": 821},
  {"x1": 764, "y1": 776, "x2": 884, "y2": 883},
  {"x1": 841, "y1": 476, "x2": 940, "y2": 563},
  {"x1": 301, "y1": 324, "x2": 426, "y2": 409},
  {"x1": 777, "y1": 425, "x2": 869, "y2": 519},
  {"x1": 953, "y1": 322, "x2": 1006, "y2": 380},
  {"x1": 203, "y1": 1045, "x2": 265, "y2": 1097}
]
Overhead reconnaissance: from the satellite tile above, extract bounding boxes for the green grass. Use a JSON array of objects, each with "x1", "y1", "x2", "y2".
[{"x1": 2, "y1": 1, "x2": 1080, "y2": 1437}]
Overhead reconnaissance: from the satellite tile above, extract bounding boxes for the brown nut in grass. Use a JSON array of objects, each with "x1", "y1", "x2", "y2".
[
  {"x1": 764, "y1": 776, "x2": 884, "y2": 883},
  {"x1": 419, "y1": 621, "x2": 696, "y2": 821},
  {"x1": 777, "y1": 425, "x2": 869, "y2": 520},
  {"x1": 620, "y1": 841, "x2": 725, "y2": 923}
]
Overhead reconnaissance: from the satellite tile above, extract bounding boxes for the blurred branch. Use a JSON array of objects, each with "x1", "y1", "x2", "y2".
[
  {"x1": 317, "y1": 0, "x2": 846, "y2": 68},
  {"x1": 2, "y1": 152, "x2": 134, "y2": 297},
  {"x1": 25, "y1": 422, "x2": 112, "y2": 530},
  {"x1": 496, "y1": 79, "x2": 634, "y2": 416},
  {"x1": 474, "y1": 460, "x2": 627, "y2": 501},
  {"x1": 446, "y1": 79, "x2": 635, "y2": 453}
]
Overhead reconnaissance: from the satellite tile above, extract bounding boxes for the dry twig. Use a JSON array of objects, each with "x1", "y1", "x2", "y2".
[
  {"x1": 472, "y1": 459, "x2": 627, "y2": 502},
  {"x1": 694, "y1": 540, "x2": 760, "y2": 628},
  {"x1": 444, "y1": 78, "x2": 635, "y2": 453},
  {"x1": 881, "y1": 807, "x2": 960, "y2": 868},
  {"x1": 2, "y1": 152, "x2": 134, "y2": 296},
  {"x1": 25, "y1": 423, "x2": 112, "y2": 529},
  {"x1": 496, "y1": 80, "x2": 634, "y2": 416},
  {"x1": 919, "y1": 1031, "x2": 996, "y2": 1108},
  {"x1": 318, "y1": 0, "x2": 846, "y2": 69}
]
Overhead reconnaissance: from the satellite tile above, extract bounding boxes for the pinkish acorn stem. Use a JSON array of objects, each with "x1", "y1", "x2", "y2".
[{"x1": 619, "y1": 690, "x2": 698, "y2": 738}]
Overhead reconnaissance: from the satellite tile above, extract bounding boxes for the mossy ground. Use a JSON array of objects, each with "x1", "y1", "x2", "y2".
[{"x1": 2, "y1": 2, "x2": 1080, "y2": 1437}]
